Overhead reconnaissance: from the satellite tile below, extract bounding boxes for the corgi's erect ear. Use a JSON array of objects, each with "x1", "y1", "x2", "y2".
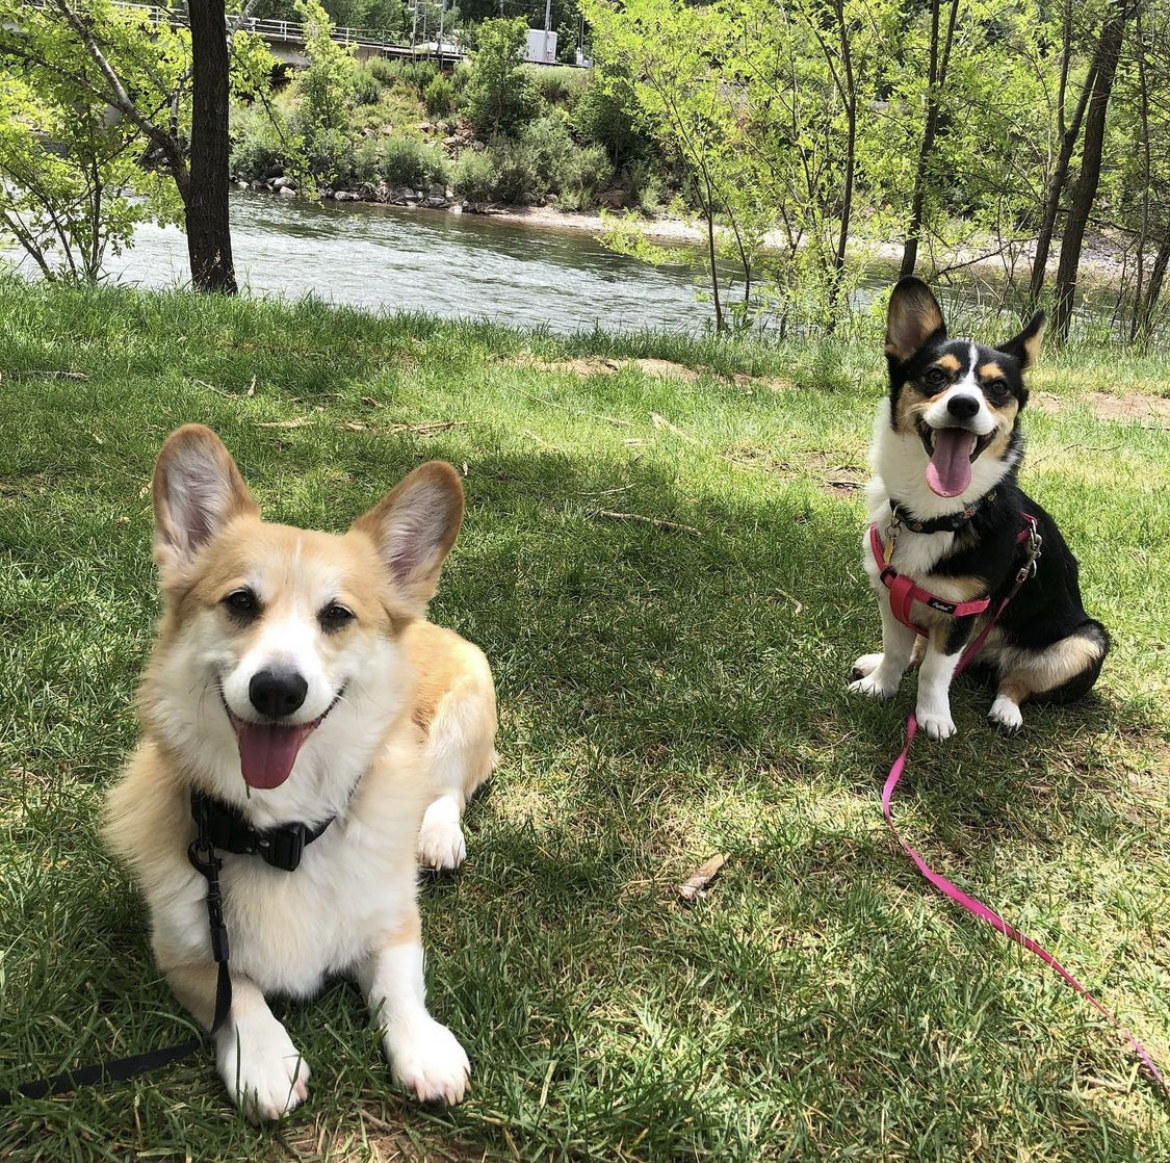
[
  {"x1": 886, "y1": 277, "x2": 946, "y2": 363},
  {"x1": 1000, "y1": 311, "x2": 1046, "y2": 370},
  {"x1": 152, "y1": 425, "x2": 259, "y2": 572},
  {"x1": 351, "y1": 461, "x2": 465, "y2": 616}
]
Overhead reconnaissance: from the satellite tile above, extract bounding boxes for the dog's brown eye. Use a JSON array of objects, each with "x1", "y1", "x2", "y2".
[
  {"x1": 319, "y1": 603, "x2": 355, "y2": 632},
  {"x1": 924, "y1": 367, "x2": 948, "y2": 388},
  {"x1": 224, "y1": 588, "x2": 259, "y2": 618}
]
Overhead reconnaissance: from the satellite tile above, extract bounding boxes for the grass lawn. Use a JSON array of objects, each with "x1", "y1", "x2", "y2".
[{"x1": 0, "y1": 282, "x2": 1167, "y2": 1162}]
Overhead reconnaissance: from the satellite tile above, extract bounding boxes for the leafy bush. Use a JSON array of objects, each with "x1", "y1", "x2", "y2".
[
  {"x1": 514, "y1": 116, "x2": 613, "y2": 205},
  {"x1": 350, "y1": 66, "x2": 382, "y2": 106},
  {"x1": 572, "y1": 79, "x2": 653, "y2": 168},
  {"x1": 452, "y1": 149, "x2": 497, "y2": 203},
  {"x1": 366, "y1": 56, "x2": 398, "y2": 85},
  {"x1": 371, "y1": 136, "x2": 449, "y2": 190},
  {"x1": 424, "y1": 73, "x2": 454, "y2": 118},
  {"x1": 306, "y1": 126, "x2": 355, "y2": 185},
  {"x1": 463, "y1": 18, "x2": 537, "y2": 135},
  {"x1": 230, "y1": 104, "x2": 286, "y2": 179},
  {"x1": 527, "y1": 65, "x2": 591, "y2": 108},
  {"x1": 486, "y1": 137, "x2": 540, "y2": 204}
]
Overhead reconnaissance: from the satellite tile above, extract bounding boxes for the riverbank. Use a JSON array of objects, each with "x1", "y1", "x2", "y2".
[{"x1": 1, "y1": 281, "x2": 1168, "y2": 1163}]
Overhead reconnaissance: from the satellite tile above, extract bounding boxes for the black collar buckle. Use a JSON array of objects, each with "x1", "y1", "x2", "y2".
[{"x1": 190, "y1": 791, "x2": 330, "y2": 873}]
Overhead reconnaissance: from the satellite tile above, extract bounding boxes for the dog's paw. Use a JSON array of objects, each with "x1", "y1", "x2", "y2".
[
  {"x1": 918, "y1": 709, "x2": 957, "y2": 741},
  {"x1": 989, "y1": 695, "x2": 1023, "y2": 735},
  {"x1": 217, "y1": 1012, "x2": 310, "y2": 1121},
  {"x1": 385, "y1": 1017, "x2": 470, "y2": 1105},
  {"x1": 418, "y1": 797, "x2": 466, "y2": 871},
  {"x1": 849, "y1": 670, "x2": 899, "y2": 700},
  {"x1": 850, "y1": 653, "x2": 884, "y2": 681}
]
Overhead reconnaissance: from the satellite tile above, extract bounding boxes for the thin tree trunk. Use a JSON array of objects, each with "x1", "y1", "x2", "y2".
[
  {"x1": 1135, "y1": 230, "x2": 1170, "y2": 343},
  {"x1": 1129, "y1": 5, "x2": 1151, "y2": 344},
  {"x1": 1029, "y1": 1, "x2": 1101, "y2": 305},
  {"x1": 826, "y1": 0, "x2": 856, "y2": 329},
  {"x1": 899, "y1": 0, "x2": 960, "y2": 279},
  {"x1": 187, "y1": 0, "x2": 237, "y2": 294},
  {"x1": 1052, "y1": 0, "x2": 1131, "y2": 343}
]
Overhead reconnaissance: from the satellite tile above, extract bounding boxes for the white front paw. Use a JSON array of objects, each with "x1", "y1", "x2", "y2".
[
  {"x1": 850, "y1": 653, "x2": 884, "y2": 680},
  {"x1": 989, "y1": 695, "x2": 1023, "y2": 734},
  {"x1": 385, "y1": 1017, "x2": 470, "y2": 1105},
  {"x1": 217, "y1": 1012, "x2": 310, "y2": 1121},
  {"x1": 418, "y1": 797, "x2": 466, "y2": 871},
  {"x1": 849, "y1": 669, "x2": 900, "y2": 700},
  {"x1": 918, "y1": 709, "x2": 957, "y2": 741}
]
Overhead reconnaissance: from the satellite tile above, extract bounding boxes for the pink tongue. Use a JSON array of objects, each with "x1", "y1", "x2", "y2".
[
  {"x1": 234, "y1": 722, "x2": 313, "y2": 790},
  {"x1": 926, "y1": 429, "x2": 977, "y2": 497}
]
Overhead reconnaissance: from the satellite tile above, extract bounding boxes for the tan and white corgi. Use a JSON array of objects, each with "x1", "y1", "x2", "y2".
[{"x1": 104, "y1": 424, "x2": 496, "y2": 1120}]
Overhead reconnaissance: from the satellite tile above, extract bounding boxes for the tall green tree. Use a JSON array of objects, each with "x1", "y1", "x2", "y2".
[{"x1": 0, "y1": 1, "x2": 274, "y2": 291}]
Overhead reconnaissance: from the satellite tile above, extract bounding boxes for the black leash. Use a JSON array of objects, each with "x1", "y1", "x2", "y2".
[
  {"x1": 1, "y1": 790, "x2": 336, "y2": 1106},
  {"x1": 0, "y1": 830, "x2": 232, "y2": 1106}
]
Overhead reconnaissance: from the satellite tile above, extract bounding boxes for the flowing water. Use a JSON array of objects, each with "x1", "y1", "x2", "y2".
[
  {"x1": 93, "y1": 189, "x2": 710, "y2": 333},
  {"x1": 6, "y1": 188, "x2": 1122, "y2": 336}
]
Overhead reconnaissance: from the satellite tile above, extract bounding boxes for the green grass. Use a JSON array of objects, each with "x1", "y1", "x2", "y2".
[{"x1": 1, "y1": 282, "x2": 1168, "y2": 1162}]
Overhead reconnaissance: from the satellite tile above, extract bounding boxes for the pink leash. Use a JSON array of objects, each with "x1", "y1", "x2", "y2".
[{"x1": 880, "y1": 533, "x2": 1169, "y2": 1094}]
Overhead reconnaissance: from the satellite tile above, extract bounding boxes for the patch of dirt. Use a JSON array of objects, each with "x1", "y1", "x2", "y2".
[
  {"x1": 511, "y1": 351, "x2": 792, "y2": 391},
  {"x1": 723, "y1": 445, "x2": 867, "y2": 496},
  {"x1": 1032, "y1": 389, "x2": 1170, "y2": 423}
]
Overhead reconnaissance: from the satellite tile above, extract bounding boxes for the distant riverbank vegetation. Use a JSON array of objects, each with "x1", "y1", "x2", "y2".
[
  {"x1": 5, "y1": 1, "x2": 1170, "y2": 344},
  {"x1": 230, "y1": 14, "x2": 646, "y2": 215}
]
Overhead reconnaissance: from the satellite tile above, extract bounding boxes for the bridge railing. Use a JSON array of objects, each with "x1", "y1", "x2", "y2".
[{"x1": 24, "y1": 0, "x2": 407, "y2": 53}]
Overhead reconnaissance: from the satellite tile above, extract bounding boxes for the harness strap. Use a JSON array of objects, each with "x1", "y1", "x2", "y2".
[
  {"x1": 871, "y1": 513, "x2": 1039, "y2": 637},
  {"x1": 880, "y1": 541, "x2": 1169, "y2": 1096}
]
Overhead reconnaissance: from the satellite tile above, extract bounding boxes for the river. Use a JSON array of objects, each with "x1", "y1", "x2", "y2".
[{"x1": 93, "y1": 189, "x2": 710, "y2": 334}]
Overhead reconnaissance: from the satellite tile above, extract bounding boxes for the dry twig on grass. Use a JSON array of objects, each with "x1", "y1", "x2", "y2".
[{"x1": 589, "y1": 509, "x2": 702, "y2": 537}]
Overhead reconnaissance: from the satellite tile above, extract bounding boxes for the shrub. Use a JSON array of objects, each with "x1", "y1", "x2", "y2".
[
  {"x1": 366, "y1": 56, "x2": 398, "y2": 85},
  {"x1": 424, "y1": 73, "x2": 454, "y2": 118},
  {"x1": 452, "y1": 149, "x2": 497, "y2": 203},
  {"x1": 463, "y1": 18, "x2": 537, "y2": 135},
  {"x1": 305, "y1": 126, "x2": 355, "y2": 185},
  {"x1": 486, "y1": 136, "x2": 540, "y2": 204},
  {"x1": 397, "y1": 60, "x2": 439, "y2": 93},
  {"x1": 374, "y1": 136, "x2": 449, "y2": 190},
  {"x1": 572, "y1": 79, "x2": 653, "y2": 168},
  {"x1": 527, "y1": 65, "x2": 591, "y2": 108},
  {"x1": 513, "y1": 116, "x2": 613, "y2": 205},
  {"x1": 350, "y1": 66, "x2": 382, "y2": 106},
  {"x1": 230, "y1": 104, "x2": 286, "y2": 179}
]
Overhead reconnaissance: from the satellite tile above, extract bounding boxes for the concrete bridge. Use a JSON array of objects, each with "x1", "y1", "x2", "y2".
[{"x1": 22, "y1": 1, "x2": 465, "y2": 67}]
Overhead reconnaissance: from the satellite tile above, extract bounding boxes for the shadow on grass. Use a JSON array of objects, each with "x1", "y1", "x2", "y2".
[{"x1": 1, "y1": 287, "x2": 1164, "y2": 1160}]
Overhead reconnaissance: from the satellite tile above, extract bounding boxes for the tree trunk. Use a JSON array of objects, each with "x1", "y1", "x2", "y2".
[
  {"x1": 899, "y1": 0, "x2": 960, "y2": 279},
  {"x1": 1051, "y1": 0, "x2": 1130, "y2": 342},
  {"x1": 1134, "y1": 229, "x2": 1170, "y2": 343},
  {"x1": 826, "y1": 0, "x2": 856, "y2": 328},
  {"x1": 187, "y1": 0, "x2": 237, "y2": 294}
]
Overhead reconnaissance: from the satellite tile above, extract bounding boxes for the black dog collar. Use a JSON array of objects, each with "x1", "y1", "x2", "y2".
[
  {"x1": 888, "y1": 490, "x2": 998, "y2": 535},
  {"x1": 190, "y1": 790, "x2": 333, "y2": 873}
]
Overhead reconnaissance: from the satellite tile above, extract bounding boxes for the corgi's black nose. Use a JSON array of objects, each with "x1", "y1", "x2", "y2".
[
  {"x1": 249, "y1": 669, "x2": 308, "y2": 718},
  {"x1": 946, "y1": 395, "x2": 980, "y2": 419}
]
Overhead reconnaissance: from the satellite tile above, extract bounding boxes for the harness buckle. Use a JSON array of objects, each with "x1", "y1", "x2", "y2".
[{"x1": 1017, "y1": 523, "x2": 1043, "y2": 583}]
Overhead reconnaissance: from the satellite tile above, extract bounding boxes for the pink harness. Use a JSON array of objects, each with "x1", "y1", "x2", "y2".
[
  {"x1": 869, "y1": 514, "x2": 1039, "y2": 637},
  {"x1": 873, "y1": 510, "x2": 1169, "y2": 1094}
]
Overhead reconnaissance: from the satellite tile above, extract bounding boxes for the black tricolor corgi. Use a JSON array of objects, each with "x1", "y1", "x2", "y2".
[{"x1": 849, "y1": 277, "x2": 1109, "y2": 739}]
